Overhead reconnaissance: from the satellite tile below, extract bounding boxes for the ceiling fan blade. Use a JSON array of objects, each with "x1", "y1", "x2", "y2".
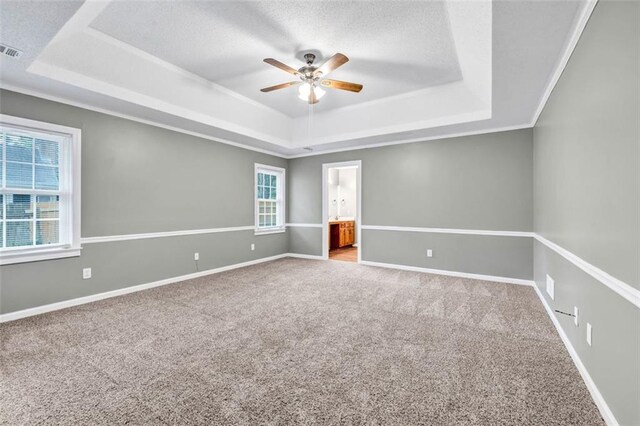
[
  {"x1": 314, "y1": 53, "x2": 349, "y2": 77},
  {"x1": 260, "y1": 81, "x2": 301, "y2": 92},
  {"x1": 319, "y1": 79, "x2": 363, "y2": 93},
  {"x1": 263, "y1": 58, "x2": 302, "y2": 76}
]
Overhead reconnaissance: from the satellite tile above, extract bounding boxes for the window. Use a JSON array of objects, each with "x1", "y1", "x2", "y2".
[
  {"x1": 255, "y1": 164, "x2": 285, "y2": 234},
  {"x1": 0, "y1": 115, "x2": 81, "y2": 265}
]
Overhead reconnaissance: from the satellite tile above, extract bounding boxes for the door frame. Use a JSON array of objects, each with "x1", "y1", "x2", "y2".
[{"x1": 322, "y1": 160, "x2": 362, "y2": 263}]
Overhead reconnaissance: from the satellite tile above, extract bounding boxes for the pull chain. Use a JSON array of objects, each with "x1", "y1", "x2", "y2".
[{"x1": 308, "y1": 102, "x2": 313, "y2": 142}]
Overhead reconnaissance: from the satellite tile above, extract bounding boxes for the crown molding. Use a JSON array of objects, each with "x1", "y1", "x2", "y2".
[
  {"x1": 0, "y1": 83, "x2": 290, "y2": 158},
  {"x1": 83, "y1": 26, "x2": 291, "y2": 121},
  {"x1": 0, "y1": 0, "x2": 598, "y2": 161},
  {"x1": 530, "y1": 0, "x2": 598, "y2": 126},
  {"x1": 286, "y1": 124, "x2": 532, "y2": 158}
]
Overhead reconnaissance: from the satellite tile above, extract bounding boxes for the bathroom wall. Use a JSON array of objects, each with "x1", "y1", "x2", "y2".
[
  {"x1": 328, "y1": 168, "x2": 339, "y2": 219},
  {"x1": 327, "y1": 168, "x2": 357, "y2": 221},
  {"x1": 338, "y1": 168, "x2": 357, "y2": 219}
]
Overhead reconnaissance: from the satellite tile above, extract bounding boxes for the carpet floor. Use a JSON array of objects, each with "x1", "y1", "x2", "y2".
[{"x1": 1, "y1": 258, "x2": 604, "y2": 425}]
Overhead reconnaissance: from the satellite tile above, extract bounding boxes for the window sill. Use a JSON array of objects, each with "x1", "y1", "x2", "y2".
[
  {"x1": 0, "y1": 246, "x2": 82, "y2": 265},
  {"x1": 254, "y1": 227, "x2": 286, "y2": 236}
]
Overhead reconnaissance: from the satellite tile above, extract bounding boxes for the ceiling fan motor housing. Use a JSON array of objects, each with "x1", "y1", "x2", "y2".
[
  {"x1": 300, "y1": 53, "x2": 319, "y2": 81},
  {"x1": 304, "y1": 53, "x2": 316, "y2": 65}
]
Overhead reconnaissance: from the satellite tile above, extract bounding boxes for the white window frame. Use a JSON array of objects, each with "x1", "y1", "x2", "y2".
[
  {"x1": 254, "y1": 163, "x2": 286, "y2": 235},
  {"x1": 0, "y1": 114, "x2": 81, "y2": 265}
]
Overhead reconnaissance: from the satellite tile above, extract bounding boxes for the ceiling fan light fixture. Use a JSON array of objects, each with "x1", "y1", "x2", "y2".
[
  {"x1": 298, "y1": 83, "x2": 325, "y2": 101},
  {"x1": 262, "y1": 52, "x2": 361, "y2": 103}
]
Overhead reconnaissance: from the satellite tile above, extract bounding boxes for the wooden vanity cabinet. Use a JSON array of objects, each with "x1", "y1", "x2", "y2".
[{"x1": 329, "y1": 220, "x2": 355, "y2": 249}]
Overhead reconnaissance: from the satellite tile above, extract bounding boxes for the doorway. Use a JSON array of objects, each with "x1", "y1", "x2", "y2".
[{"x1": 322, "y1": 161, "x2": 361, "y2": 263}]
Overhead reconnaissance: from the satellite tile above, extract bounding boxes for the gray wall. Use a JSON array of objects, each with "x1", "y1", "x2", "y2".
[
  {"x1": 1, "y1": 3, "x2": 637, "y2": 420},
  {"x1": 534, "y1": 1, "x2": 639, "y2": 289},
  {"x1": 532, "y1": 1, "x2": 639, "y2": 424},
  {"x1": 0, "y1": 89, "x2": 288, "y2": 314},
  {"x1": 288, "y1": 129, "x2": 534, "y2": 280}
]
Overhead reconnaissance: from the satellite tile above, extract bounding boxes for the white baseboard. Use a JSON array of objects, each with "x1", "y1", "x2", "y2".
[
  {"x1": 0, "y1": 252, "x2": 622, "y2": 426},
  {"x1": 532, "y1": 284, "x2": 618, "y2": 425},
  {"x1": 286, "y1": 253, "x2": 325, "y2": 260},
  {"x1": 363, "y1": 259, "x2": 617, "y2": 424},
  {"x1": 360, "y1": 260, "x2": 534, "y2": 286},
  {"x1": 0, "y1": 253, "x2": 289, "y2": 323},
  {"x1": 0, "y1": 254, "x2": 526, "y2": 322}
]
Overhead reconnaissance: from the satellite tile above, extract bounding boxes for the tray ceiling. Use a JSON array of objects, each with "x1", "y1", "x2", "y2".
[
  {"x1": 0, "y1": 0, "x2": 588, "y2": 157},
  {"x1": 90, "y1": 1, "x2": 462, "y2": 118}
]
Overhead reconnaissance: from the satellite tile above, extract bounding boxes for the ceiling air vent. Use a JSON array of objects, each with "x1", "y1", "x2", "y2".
[{"x1": 0, "y1": 44, "x2": 23, "y2": 59}]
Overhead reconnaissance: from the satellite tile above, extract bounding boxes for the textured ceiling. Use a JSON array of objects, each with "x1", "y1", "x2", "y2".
[
  {"x1": 0, "y1": 0, "x2": 589, "y2": 157},
  {"x1": 89, "y1": 0, "x2": 462, "y2": 118},
  {"x1": 0, "y1": 0, "x2": 82, "y2": 66}
]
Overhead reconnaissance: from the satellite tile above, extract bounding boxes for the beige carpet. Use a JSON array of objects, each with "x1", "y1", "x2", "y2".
[{"x1": 1, "y1": 258, "x2": 603, "y2": 425}]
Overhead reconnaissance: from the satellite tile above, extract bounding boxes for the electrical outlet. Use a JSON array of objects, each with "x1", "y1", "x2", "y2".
[
  {"x1": 251, "y1": 243, "x2": 255, "y2": 251},
  {"x1": 586, "y1": 323, "x2": 592, "y2": 346},
  {"x1": 194, "y1": 252, "x2": 199, "y2": 261},
  {"x1": 82, "y1": 268, "x2": 92, "y2": 280},
  {"x1": 546, "y1": 274, "x2": 555, "y2": 300},
  {"x1": 574, "y1": 306, "x2": 579, "y2": 326},
  {"x1": 426, "y1": 249, "x2": 433, "y2": 258}
]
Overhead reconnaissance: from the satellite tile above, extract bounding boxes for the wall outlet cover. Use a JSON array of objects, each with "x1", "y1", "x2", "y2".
[
  {"x1": 82, "y1": 268, "x2": 92, "y2": 280},
  {"x1": 574, "y1": 306, "x2": 579, "y2": 326},
  {"x1": 427, "y1": 249, "x2": 433, "y2": 258},
  {"x1": 545, "y1": 274, "x2": 555, "y2": 300},
  {"x1": 194, "y1": 252, "x2": 199, "y2": 261},
  {"x1": 251, "y1": 243, "x2": 255, "y2": 251},
  {"x1": 586, "y1": 322, "x2": 592, "y2": 346}
]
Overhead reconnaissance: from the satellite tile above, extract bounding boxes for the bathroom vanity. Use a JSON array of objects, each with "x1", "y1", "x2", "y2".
[{"x1": 328, "y1": 220, "x2": 355, "y2": 250}]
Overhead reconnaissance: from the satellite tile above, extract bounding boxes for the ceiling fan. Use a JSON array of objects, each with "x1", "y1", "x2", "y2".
[{"x1": 260, "y1": 53, "x2": 363, "y2": 104}]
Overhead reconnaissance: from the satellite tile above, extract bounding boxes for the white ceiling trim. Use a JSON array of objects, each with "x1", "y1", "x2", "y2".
[
  {"x1": 530, "y1": 0, "x2": 598, "y2": 126},
  {"x1": 28, "y1": 0, "x2": 293, "y2": 147},
  {"x1": 29, "y1": 0, "x2": 494, "y2": 150},
  {"x1": 1, "y1": 82, "x2": 530, "y2": 160},
  {"x1": 1, "y1": 0, "x2": 596, "y2": 159},
  {"x1": 292, "y1": 108, "x2": 492, "y2": 148},
  {"x1": 41, "y1": 0, "x2": 110, "y2": 47},
  {"x1": 87, "y1": 0, "x2": 466, "y2": 118},
  {"x1": 289, "y1": 1, "x2": 492, "y2": 146},
  {"x1": 0, "y1": 83, "x2": 288, "y2": 158},
  {"x1": 28, "y1": 58, "x2": 292, "y2": 147},
  {"x1": 288, "y1": 0, "x2": 597, "y2": 158},
  {"x1": 286, "y1": 123, "x2": 533, "y2": 159},
  {"x1": 83, "y1": 26, "x2": 290, "y2": 121},
  {"x1": 446, "y1": 0, "x2": 492, "y2": 105}
]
